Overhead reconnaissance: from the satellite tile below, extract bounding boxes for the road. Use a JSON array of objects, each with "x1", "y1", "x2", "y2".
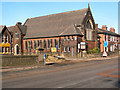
[{"x1": 2, "y1": 57, "x2": 119, "y2": 88}]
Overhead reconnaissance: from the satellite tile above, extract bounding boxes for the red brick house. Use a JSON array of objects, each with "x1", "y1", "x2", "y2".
[
  {"x1": 97, "y1": 25, "x2": 120, "y2": 52},
  {"x1": 0, "y1": 22, "x2": 27, "y2": 55}
]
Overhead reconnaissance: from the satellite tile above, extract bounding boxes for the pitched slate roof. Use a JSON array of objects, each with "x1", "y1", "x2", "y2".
[
  {"x1": 17, "y1": 25, "x2": 27, "y2": 35},
  {"x1": 7, "y1": 25, "x2": 27, "y2": 35},
  {"x1": 7, "y1": 26, "x2": 15, "y2": 33},
  {"x1": 97, "y1": 28, "x2": 120, "y2": 37},
  {"x1": 0, "y1": 26, "x2": 5, "y2": 38},
  {"x1": 0, "y1": 25, "x2": 5, "y2": 33},
  {"x1": 24, "y1": 8, "x2": 88, "y2": 39}
]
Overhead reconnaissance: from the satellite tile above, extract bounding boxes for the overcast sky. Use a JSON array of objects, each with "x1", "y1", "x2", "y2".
[{"x1": 1, "y1": 2, "x2": 118, "y2": 33}]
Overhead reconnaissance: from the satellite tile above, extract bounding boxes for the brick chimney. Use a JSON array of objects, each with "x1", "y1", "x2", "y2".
[
  {"x1": 95, "y1": 24, "x2": 98, "y2": 29},
  {"x1": 102, "y1": 25, "x2": 107, "y2": 30},
  {"x1": 110, "y1": 27, "x2": 115, "y2": 32},
  {"x1": 16, "y1": 22, "x2": 22, "y2": 25}
]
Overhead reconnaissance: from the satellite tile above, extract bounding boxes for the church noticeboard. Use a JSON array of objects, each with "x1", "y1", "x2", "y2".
[
  {"x1": 80, "y1": 42, "x2": 86, "y2": 50},
  {"x1": 51, "y1": 47, "x2": 57, "y2": 52}
]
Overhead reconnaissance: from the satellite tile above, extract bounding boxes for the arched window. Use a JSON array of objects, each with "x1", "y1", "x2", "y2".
[
  {"x1": 37, "y1": 40, "x2": 39, "y2": 47},
  {"x1": 86, "y1": 20, "x2": 92, "y2": 40},
  {"x1": 58, "y1": 38, "x2": 61, "y2": 49},
  {"x1": 86, "y1": 20, "x2": 92, "y2": 29},
  {"x1": 40, "y1": 40, "x2": 42, "y2": 47},
  {"x1": 25, "y1": 41, "x2": 28, "y2": 50},
  {"x1": 47, "y1": 39, "x2": 50, "y2": 49},
  {"x1": 28, "y1": 41, "x2": 30, "y2": 50},
  {"x1": 54, "y1": 39, "x2": 57, "y2": 47},
  {"x1": 15, "y1": 32, "x2": 19, "y2": 39},
  {"x1": 31, "y1": 41, "x2": 33, "y2": 49},
  {"x1": 33, "y1": 40, "x2": 36, "y2": 50},
  {"x1": 51, "y1": 39, "x2": 52, "y2": 47},
  {"x1": 43, "y1": 40, "x2": 46, "y2": 49}
]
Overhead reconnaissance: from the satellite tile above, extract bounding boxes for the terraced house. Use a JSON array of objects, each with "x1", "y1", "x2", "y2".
[
  {"x1": 0, "y1": 4, "x2": 120, "y2": 55},
  {"x1": 97, "y1": 25, "x2": 120, "y2": 52}
]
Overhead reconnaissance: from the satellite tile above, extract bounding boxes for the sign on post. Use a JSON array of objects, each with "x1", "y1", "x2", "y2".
[
  {"x1": 78, "y1": 43, "x2": 80, "y2": 49},
  {"x1": 80, "y1": 42, "x2": 86, "y2": 50},
  {"x1": 103, "y1": 41, "x2": 108, "y2": 57},
  {"x1": 104, "y1": 41, "x2": 108, "y2": 47},
  {"x1": 44, "y1": 53, "x2": 46, "y2": 59},
  {"x1": 56, "y1": 45, "x2": 58, "y2": 49}
]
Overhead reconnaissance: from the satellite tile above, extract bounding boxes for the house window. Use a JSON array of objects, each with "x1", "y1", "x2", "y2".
[
  {"x1": 2, "y1": 47, "x2": 4, "y2": 53},
  {"x1": 64, "y1": 47, "x2": 66, "y2": 52},
  {"x1": 6, "y1": 47, "x2": 8, "y2": 52},
  {"x1": 68, "y1": 47, "x2": 70, "y2": 52},
  {"x1": 47, "y1": 39, "x2": 50, "y2": 49},
  {"x1": 64, "y1": 36, "x2": 66, "y2": 41},
  {"x1": 75, "y1": 36, "x2": 77, "y2": 40},
  {"x1": 58, "y1": 38, "x2": 61, "y2": 49},
  {"x1": 25, "y1": 41, "x2": 28, "y2": 50},
  {"x1": 5, "y1": 35, "x2": 8, "y2": 43},
  {"x1": 33, "y1": 40, "x2": 36, "y2": 50},
  {"x1": 15, "y1": 32, "x2": 19, "y2": 39},
  {"x1": 11, "y1": 47, "x2": 13, "y2": 53},
  {"x1": 71, "y1": 36, "x2": 73, "y2": 40},
  {"x1": 5, "y1": 47, "x2": 7, "y2": 52},
  {"x1": 37, "y1": 40, "x2": 39, "y2": 47},
  {"x1": 67, "y1": 36, "x2": 70, "y2": 41},
  {"x1": 110, "y1": 36, "x2": 112, "y2": 41},
  {"x1": 113, "y1": 36, "x2": 114, "y2": 41},
  {"x1": 43, "y1": 40, "x2": 46, "y2": 49},
  {"x1": 51, "y1": 39, "x2": 52, "y2": 47}
]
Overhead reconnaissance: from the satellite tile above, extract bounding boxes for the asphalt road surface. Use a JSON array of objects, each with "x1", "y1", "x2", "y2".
[{"x1": 2, "y1": 57, "x2": 119, "y2": 88}]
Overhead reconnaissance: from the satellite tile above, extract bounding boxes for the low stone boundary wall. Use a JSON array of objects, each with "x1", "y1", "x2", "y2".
[{"x1": 2, "y1": 55, "x2": 39, "y2": 66}]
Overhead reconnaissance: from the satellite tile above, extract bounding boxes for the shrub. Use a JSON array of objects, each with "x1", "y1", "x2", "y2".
[
  {"x1": 87, "y1": 47, "x2": 100, "y2": 54},
  {"x1": 92, "y1": 47, "x2": 100, "y2": 53}
]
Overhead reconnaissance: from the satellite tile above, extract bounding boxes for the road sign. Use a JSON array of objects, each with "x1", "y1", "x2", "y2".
[
  {"x1": 104, "y1": 41, "x2": 108, "y2": 47},
  {"x1": 51, "y1": 47, "x2": 57, "y2": 52}
]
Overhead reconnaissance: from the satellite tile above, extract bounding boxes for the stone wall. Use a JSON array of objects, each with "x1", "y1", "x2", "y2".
[{"x1": 2, "y1": 55, "x2": 39, "y2": 66}]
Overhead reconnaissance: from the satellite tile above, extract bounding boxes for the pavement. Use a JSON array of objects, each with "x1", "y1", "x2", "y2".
[
  {"x1": 2, "y1": 56, "x2": 119, "y2": 88},
  {"x1": 0, "y1": 55, "x2": 119, "y2": 73}
]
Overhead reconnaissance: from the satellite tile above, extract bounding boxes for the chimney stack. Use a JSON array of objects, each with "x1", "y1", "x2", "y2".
[
  {"x1": 16, "y1": 22, "x2": 22, "y2": 25},
  {"x1": 110, "y1": 27, "x2": 115, "y2": 32},
  {"x1": 102, "y1": 25, "x2": 107, "y2": 30},
  {"x1": 95, "y1": 24, "x2": 98, "y2": 29}
]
